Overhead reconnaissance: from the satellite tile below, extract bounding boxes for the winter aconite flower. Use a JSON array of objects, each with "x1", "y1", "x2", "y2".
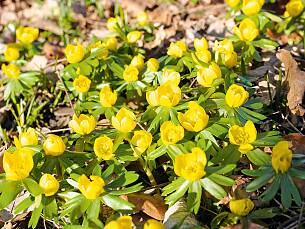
[
  {"x1": 272, "y1": 141, "x2": 292, "y2": 173},
  {"x1": 16, "y1": 26, "x2": 39, "y2": 44},
  {"x1": 123, "y1": 65, "x2": 139, "y2": 82},
  {"x1": 234, "y1": 18, "x2": 259, "y2": 42},
  {"x1": 3, "y1": 148, "x2": 34, "y2": 181},
  {"x1": 147, "y1": 58, "x2": 159, "y2": 72},
  {"x1": 107, "y1": 17, "x2": 119, "y2": 31},
  {"x1": 160, "y1": 69, "x2": 180, "y2": 85},
  {"x1": 130, "y1": 55, "x2": 145, "y2": 71},
  {"x1": 64, "y1": 44, "x2": 85, "y2": 64},
  {"x1": 225, "y1": 0, "x2": 240, "y2": 8},
  {"x1": 104, "y1": 216, "x2": 133, "y2": 229},
  {"x1": 229, "y1": 198, "x2": 254, "y2": 216},
  {"x1": 178, "y1": 101, "x2": 209, "y2": 132},
  {"x1": 112, "y1": 108, "x2": 136, "y2": 133},
  {"x1": 43, "y1": 134, "x2": 66, "y2": 156},
  {"x1": 214, "y1": 39, "x2": 237, "y2": 68},
  {"x1": 174, "y1": 147, "x2": 207, "y2": 181},
  {"x1": 194, "y1": 37, "x2": 208, "y2": 51},
  {"x1": 160, "y1": 121, "x2": 184, "y2": 145},
  {"x1": 146, "y1": 82, "x2": 181, "y2": 107},
  {"x1": 105, "y1": 37, "x2": 118, "y2": 50},
  {"x1": 242, "y1": 0, "x2": 264, "y2": 16},
  {"x1": 167, "y1": 41, "x2": 187, "y2": 58},
  {"x1": 197, "y1": 62, "x2": 222, "y2": 87},
  {"x1": 78, "y1": 175, "x2": 105, "y2": 200},
  {"x1": 131, "y1": 130, "x2": 153, "y2": 156},
  {"x1": 100, "y1": 85, "x2": 117, "y2": 107},
  {"x1": 73, "y1": 75, "x2": 91, "y2": 93},
  {"x1": 39, "y1": 174, "x2": 60, "y2": 196},
  {"x1": 127, "y1": 31, "x2": 142, "y2": 43},
  {"x1": 229, "y1": 120, "x2": 257, "y2": 153},
  {"x1": 1, "y1": 63, "x2": 20, "y2": 79},
  {"x1": 144, "y1": 219, "x2": 165, "y2": 229},
  {"x1": 18, "y1": 128, "x2": 38, "y2": 147},
  {"x1": 4, "y1": 45, "x2": 20, "y2": 62},
  {"x1": 195, "y1": 49, "x2": 212, "y2": 63},
  {"x1": 69, "y1": 114, "x2": 96, "y2": 135},
  {"x1": 137, "y1": 11, "x2": 149, "y2": 26},
  {"x1": 285, "y1": 0, "x2": 304, "y2": 17},
  {"x1": 225, "y1": 84, "x2": 249, "y2": 108},
  {"x1": 94, "y1": 136, "x2": 114, "y2": 160}
]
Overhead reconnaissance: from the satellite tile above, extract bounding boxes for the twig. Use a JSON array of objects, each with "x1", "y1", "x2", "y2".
[{"x1": 297, "y1": 202, "x2": 305, "y2": 227}]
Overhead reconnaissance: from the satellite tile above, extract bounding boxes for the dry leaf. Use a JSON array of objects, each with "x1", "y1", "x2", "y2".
[
  {"x1": 121, "y1": 193, "x2": 167, "y2": 220},
  {"x1": 23, "y1": 55, "x2": 48, "y2": 71},
  {"x1": 224, "y1": 223, "x2": 266, "y2": 229},
  {"x1": 284, "y1": 133, "x2": 305, "y2": 154},
  {"x1": 276, "y1": 49, "x2": 305, "y2": 116}
]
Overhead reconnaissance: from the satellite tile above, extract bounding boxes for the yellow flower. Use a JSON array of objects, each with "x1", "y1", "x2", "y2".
[
  {"x1": 78, "y1": 175, "x2": 105, "y2": 200},
  {"x1": 105, "y1": 37, "x2": 118, "y2": 50},
  {"x1": 272, "y1": 141, "x2": 292, "y2": 173},
  {"x1": 242, "y1": 0, "x2": 264, "y2": 16},
  {"x1": 123, "y1": 65, "x2": 139, "y2": 82},
  {"x1": 223, "y1": 51, "x2": 238, "y2": 68},
  {"x1": 39, "y1": 174, "x2": 60, "y2": 196},
  {"x1": 100, "y1": 85, "x2": 117, "y2": 107},
  {"x1": 286, "y1": 0, "x2": 304, "y2": 17},
  {"x1": 73, "y1": 75, "x2": 91, "y2": 93},
  {"x1": 174, "y1": 147, "x2": 207, "y2": 181},
  {"x1": 112, "y1": 108, "x2": 137, "y2": 133},
  {"x1": 194, "y1": 37, "x2": 208, "y2": 51},
  {"x1": 1, "y1": 63, "x2": 20, "y2": 79},
  {"x1": 16, "y1": 27, "x2": 39, "y2": 44},
  {"x1": 225, "y1": 84, "x2": 249, "y2": 108},
  {"x1": 104, "y1": 216, "x2": 133, "y2": 229},
  {"x1": 43, "y1": 134, "x2": 66, "y2": 156},
  {"x1": 178, "y1": 101, "x2": 209, "y2": 132},
  {"x1": 197, "y1": 62, "x2": 222, "y2": 87},
  {"x1": 160, "y1": 121, "x2": 184, "y2": 145},
  {"x1": 167, "y1": 41, "x2": 187, "y2": 58},
  {"x1": 160, "y1": 69, "x2": 180, "y2": 85},
  {"x1": 144, "y1": 219, "x2": 165, "y2": 229},
  {"x1": 146, "y1": 82, "x2": 181, "y2": 107},
  {"x1": 214, "y1": 39, "x2": 234, "y2": 55},
  {"x1": 94, "y1": 136, "x2": 114, "y2": 160},
  {"x1": 107, "y1": 17, "x2": 119, "y2": 31},
  {"x1": 4, "y1": 45, "x2": 20, "y2": 62},
  {"x1": 225, "y1": 0, "x2": 241, "y2": 8},
  {"x1": 69, "y1": 114, "x2": 96, "y2": 135},
  {"x1": 234, "y1": 18, "x2": 259, "y2": 42},
  {"x1": 19, "y1": 128, "x2": 38, "y2": 147},
  {"x1": 127, "y1": 31, "x2": 142, "y2": 43},
  {"x1": 64, "y1": 44, "x2": 85, "y2": 64},
  {"x1": 131, "y1": 130, "x2": 153, "y2": 156},
  {"x1": 3, "y1": 148, "x2": 34, "y2": 181},
  {"x1": 130, "y1": 55, "x2": 145, "y2": 71},
  {"x1": 229, "y1": 198, "x2": 254, "y2": 216},
  {"x1": 147, "y1": 58, "x2": 159, "y2": 72},
  {"x1": 195, "y1": 50, "x2": 212, "y2": 63},
  {"x1": 229, "y1": 120, "x2": 257, "y2": 153},
  {"x1": 137, "y1": 11, "x2": 149, "y2": 26}
]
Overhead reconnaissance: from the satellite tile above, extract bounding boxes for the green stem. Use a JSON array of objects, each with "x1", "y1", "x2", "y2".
[{"x1": 139, "y1": 157, "x2": 157, "y2": 187}]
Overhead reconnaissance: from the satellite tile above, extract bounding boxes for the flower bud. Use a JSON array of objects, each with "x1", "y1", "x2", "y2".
[
  {"x1": 16, "y1": 27, "x2": 39, "y2": 44},
  {"x1": 4, "y1": 45, "x2": 20, "y2": 62},
  {"x1": 112, "y1": 108, "x2": 136, "y2": 133},
  {"x1": 160, "y1": 121, "x2": 184, "y2": 145},
  {"x1": 100, "y1": 85, "x2": 117, "y2": 107},
  {"x1": 104, "y1": 216, "x2": 133, "y2": 229},
  {"x1": 234, "y1": 18, "x2": 259, "y2": 42},
  {"x1": 285, "y1": 0, "x2": 304, "y2": 17},
  {"x1": 144, "y1": 219, "x2": 165, "y2": 229},
  {"x1": 65, "y1": 44, "x2": 85, "y2": 64},
  {"x1": 131, "y1": 130, "x2": 152, "y2": 156},
  {"x1": 230, "y1": 198, "x2": 254, "y2": 216},
  {"x1": 194, "y1": 37, "x2": 208, "y2": 51},
  {"x1": 225, "y1": 0, "x2": 241, "y2": 8},
  {"x1": 167, "y1": 41, "x2": 187, "y2": 58},
  {"x1": 127, "y1": 31, "x2": 142, "y2": 43},
  {"x1": 19, "y1": 128, "x2": 38, "y2": 147},
  {"x1": 73, "y1": 75, "x2": 91, "y2": 93},
  {"x1": 69, "y1": 114, "x2": 96, "y2": 135},
  {"x1": 272, "y1": 141, "x2": 292, "y2": 173},
  {"x1": 107, "y1": 17, "x2": 119, "y2": 31},
  {"x1": 147, "y1": 58, "x2": 159, "y2": 72},
  {"x1": 94, "y1": 136, "x2": 114, "y2": 160},
  {"x1": 225, "y1": 84, "x2": 249, "y2": 108},
  {"x1": 43, "y1": 134, "x2": 66, "y2": 156},
  {"x1": 242, "y1": 0, "x2": 264, "y2": 16},
  {"x1": 137, "y1": 11, "x2": 149, "y2": 26},
  {"x1": 39, "y1": 174, "x2": 60, "y2": 196},
  {"x1": 130, "y1": 55, "x2": 145, "y2": 71},
  {"x1": 78, "y1": 175, "x2": 105, "y2": 200},
  {"x1": 197, "y1": 62, "x2": 222, "y2": 87},
  {"x1": 1, "y1": 63, "x2": 20, "y2": 79},
  {"x1": 123, "y1": 65, "x2": 139, "y2": 82},
  {"x1": 105, "y1": 37, "x2": 118, "y2": 50}
]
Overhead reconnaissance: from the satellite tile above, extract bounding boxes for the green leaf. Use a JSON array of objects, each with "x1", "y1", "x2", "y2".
[
  {"x1": 87, "y1": 199, "x2": 100, "y2": 220},
  {"x1": 187, "y1": 181, "x2": 202, "y2": 214},
  {"x1": 253, "y1": 39, "x2": 278, "y2": 50},
  {"x1": 248, "y1": 208, "x2": 278, "y2": 219},
  {"x1": 79, "y1": 62, "x2": 92, "y2": 75},
  {"x1": 208, "y1": 174, "x2": 235, "y2": 186},
  {"x1": 247, "y1": 149, "x2": 271, "y2": 166},
  {"x1": 101, "y1": 194, "x2": 134, "y2": 211},
  {"x1": 289, "y1": 168, "x2": 305, "y2": 179},
  {"x1": 14, "y1": 196, "x2": 33, "y2": 214},
  {"x1": 0, "y1": 181, "x2": 23, "y2": 209},
  {"x1": 108, "y1": 61, "x2": 124, "y2": 78},
  {"x1": 205, "y1": 124, "x2": 228, "y2": 138},
  {"x1": 260, "y1": 175, "x2": 281, "y2": 202},
  {"x1": 246, "y1": 172, "x2": 274, "y2": 192},
  {"x1": 28, "y1": 203, "x2": 43, "y2": 228},
  {"x1": 200, "y1": 177, "x2": 227, "y2": 200},
  {"x1": 162, "y1": 177, "x2": 186, "y2": 196},
  {"x1": 281, "y1": 174, "x2": 292, "y2": 209},
  {"x1": 106, "y1": 171, "x2": 139, "y2": 189},
  {"x1": 254, "y1": 131, "x2": 282, "y2": 146},
  {"x1": 164, "y1": 179, "x2": 190, "y2": 206},
  {"x1": 206, "y1": 164, "x2": 236, "y2": 175},
  {"x1": 110, "y1": 183, "x2": 143, "y2": 195},
  {"x1": 287, "y1": 175, "x2": 302, "y2": 206},
  {"x1": 146, "y1": 145, "x2": 167, "y2": 160},
  {"x1": 236, "y1": 107, "x2": 267, "y2": 123},
  {"x1": 23, "y1": 178, "x2": 43, "y2": 196}
]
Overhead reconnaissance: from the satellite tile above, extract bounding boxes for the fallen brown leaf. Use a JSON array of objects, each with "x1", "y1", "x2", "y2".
[
  {"x1": 122, "y1": 193, "x2": 167, "y2": 220},
  {"x1": 224, "y1": 223, "x2": 266, "y2": 229},
  {"x1": 284, "y1": 133, "x2": 305, "y2": 154},
  {"x1": 276, "y1": 49, "x2": 305, "y2": 116}
]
